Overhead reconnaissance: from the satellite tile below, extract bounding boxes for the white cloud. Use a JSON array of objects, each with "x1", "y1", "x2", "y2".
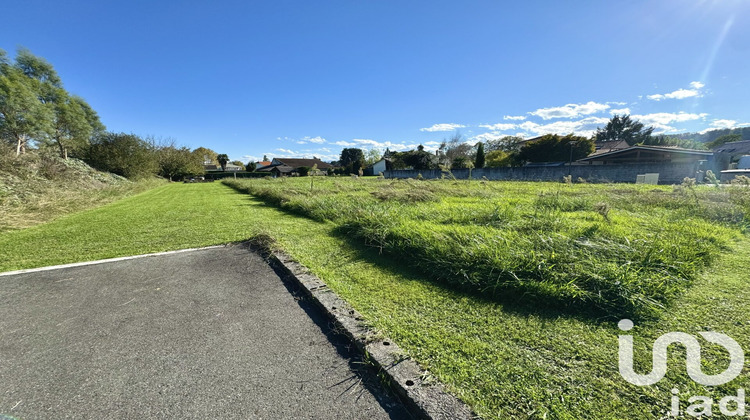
[
  {"x1": 352, "y1": 139, "x2": 379, "y2": 147},
  {"x1": 647, "y1": 81, "x2": 704, "y2": 101},
  {"x1": 610, "y1": 108, "x2": 631, "y2": 115},
  {"x1": 607, "y1": 101, "x2": 628, "y2": 106},
  {"x1": 420, "y1": 123, "x2": 466, "y2": 132},
  {"x1": 529, "y1": 101, "x2": 610, "y2": 120},
  {"x1": 709, "y1": 119, "x2": 737, "y2": 129},
  {"x1": 276, "y1": 148, "x2": 297, "y2": 155},
  {"x1": 470, "y1": 132, "x2": 505, "y2": 142},
  {"x1": 304, "y1": 136, "x2": 327, "y2": 144},
  {"x1": 517, "y1": 117, "x2": 610, "y2": 138},
  {"x1": 333, "y1": 141, "x2": 356, "y2": 147},
  {"x1": 478, "y1": 123, "x2": 517, "y2": 131},
  {"x1": 503, "y1": 115, "x2": 526, "y2": 121},
  {"x1": 631, "y1": 112, "x2": 708, "y2": 125}
]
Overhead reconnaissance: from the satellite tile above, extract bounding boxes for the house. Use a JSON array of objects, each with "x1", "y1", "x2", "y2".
[
  {"x1": 204, "y1": 163, "x2": 242, "y2": 172},
  {"x1": 577, "y1": 145, "x2": 712, "y2": 165},
  {"x1": 591, "y1": 139, "x2": 631, "y2": 155},
  {"x1": 364, "y1": 158, "x2": 392, "y2": 176},
  {"x1": 255, "y1": 157, "x2": 332, "y2": 176},
  {"x1": 713, "y1": 140, "x2": 750, "y2": 182},
  {"x1": 713, "y1": 140, "x2": 750, "y2": 169}
]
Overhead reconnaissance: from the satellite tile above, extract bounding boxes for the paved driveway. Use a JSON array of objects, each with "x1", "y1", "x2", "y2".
[{"x1": 0, "y1": 246, "x2": 410, "y2": 419}]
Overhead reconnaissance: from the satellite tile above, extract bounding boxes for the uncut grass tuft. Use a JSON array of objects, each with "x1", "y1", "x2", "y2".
[{"x1": 224, "y1": 177, "x2": 746, "y2": 319}]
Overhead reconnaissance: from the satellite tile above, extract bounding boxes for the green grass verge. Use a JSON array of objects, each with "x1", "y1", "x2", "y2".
[{"x1": 1, "y1": 182, "x2": 748, "y2": 419}]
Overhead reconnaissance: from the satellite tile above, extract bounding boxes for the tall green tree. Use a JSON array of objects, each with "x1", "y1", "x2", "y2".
[
  {"x1": 0, "y1": 49, "x2": 103, "y2": 158},
  {"x1": 595, "y1": 115, "x2": 654, "y2": 146},
  {"x1": 216, "y1": 153, "x2": 229, "y2": 171},
  {"x1": 158, "y1": 145, "x2": 204, "y2": 181},
  {"x1": 0, "y1": 65, "x2": 53, "y2": 155},
  {"x1": 192, "y1": 147, "x2": 218, "y2": 165},
  {"x1": 485, "y1": 136, "x2": 525, "y2": 153},
  {"x1": 46, "y1": 91, "x2": 94, "y2": 159},
  {"x1": 339, "y1": 148, "x2": 365, "y2": 174},
  {"x1": 475, "y1": 142, "x2": 485, "y2": 168}
]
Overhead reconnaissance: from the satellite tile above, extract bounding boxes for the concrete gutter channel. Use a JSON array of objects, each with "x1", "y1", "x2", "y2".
[{"x1": 251, "y1": 242, "x2": 476, "y2": 420}]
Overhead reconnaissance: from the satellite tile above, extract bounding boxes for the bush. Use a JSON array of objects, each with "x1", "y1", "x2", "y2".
[{"x1": 85, "y1": 132, "x2": 158, "y2": 179}]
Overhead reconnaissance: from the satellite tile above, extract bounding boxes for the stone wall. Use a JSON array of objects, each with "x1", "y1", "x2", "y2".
[{"x1": 385, "y1": 162, "x2": 711, "y2": 184}]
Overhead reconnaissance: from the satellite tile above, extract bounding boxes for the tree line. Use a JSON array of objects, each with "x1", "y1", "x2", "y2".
[
  {"x1": 0, "y1": 48, "x2": 229, "y2": 181},
  {"x1": 340, "y1": 114, "x2": 744, "y2": 173}
]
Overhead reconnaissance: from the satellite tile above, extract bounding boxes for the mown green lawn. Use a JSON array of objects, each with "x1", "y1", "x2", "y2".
[{"x1": 1, "y1": 181, "x2": 748, "y2": 419}]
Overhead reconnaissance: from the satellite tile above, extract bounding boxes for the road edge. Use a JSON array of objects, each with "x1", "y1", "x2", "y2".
[{"x1": 253, "y1": 243, "x2": 477, "y2": 420}]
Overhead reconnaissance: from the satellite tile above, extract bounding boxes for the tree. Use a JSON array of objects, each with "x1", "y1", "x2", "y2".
[
  {"x1": 595, "y1": 115, "x2": 654, "y2": 146},
  {"x1": 392, "y1": 146, "x2": 436, "y2": 170},
  {"x1": 262, "y1": 154, "x2": 269, "y2": 161},
  {"x1": 216, "y1": 154, "x2": 229, "y2": 171},
  {"x1": 706, "y1": 134, "x2": 742, "y2": 150},
  {"x1": 192, "y1": 147, "x2": 218, "y2": 165},
  {"x1": 475, "y1": 142, "x2": 485, "y2": 168},
  {"x1": 0, "y1": 66, "x2": 53, "y2": 155},
  {"x1": 85, "y1": 132, "x2": 159, "y2": 179},
  {"x1": 339, "y1": 148, "x2": 365, "y2": 174},
  {"x1": 246, "y1": 161, "x2": 257, "y2": 172},
  {"x1": 364, "y1": 148, "x2": 383, "y2": 166},
  {"x1": 230, "y1": 160, "x2": 245, "y2": 170},
  {"x1": 158, "y1": 145, "x2": 204, "y2": 181},
  {"x1": 519, "y1": 134, "x2": 594, "y2": 163},
  {"x1": 485, "y1": 150, "x2": 519, "y2": 167},
  {"x1": 0, "y1": 49, "x2": 103, "y2": 157},
  {"x1": 485, "y1": 136, "x2": 525, "y2": 153},
  {"x1": 47, "y1": 90, "x2": 94, "y2": 159},
  {"x1": 438, "y1": 133, "x2": 472, "y2": 168}
]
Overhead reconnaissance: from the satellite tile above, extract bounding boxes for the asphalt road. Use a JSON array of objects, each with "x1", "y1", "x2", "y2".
[{"x1": 0, "y1": 245, "x2": 410, "y2": 419}]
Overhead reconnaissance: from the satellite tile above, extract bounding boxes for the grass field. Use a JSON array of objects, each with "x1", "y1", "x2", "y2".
[
  {"x1": 224, "y1": 177, "x2": 747, "y2": 319},
  {"x1": 1, "y1": 180, "x2": 748, "y2": 419}
]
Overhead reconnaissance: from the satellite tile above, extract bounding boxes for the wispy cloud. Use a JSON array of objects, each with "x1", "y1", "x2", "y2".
[
  {"x1": 629, "y1": 112, "x2": 708, "y2": 133},
  {"x1": 610, "y1": 108, "x2": 631, "y2": 115},
  {"x1": 478, "y1": 123, "x2": 517, "y2": 131},
  {"x1": 647, "y1": 81, "x2": 704, "y2": 101},
  {"x1": 632, "y1": 112, "x2": 708, "y2": 125},
  {"x1": 503, "y1": 115, "x2": 526, "y2": 121},
  {"x1": 304, "y1": 136, "x2": 326, "y2": 144},
  {"x1": 529, "y1": 101, "x2": 610, "y2": 120},
  {"x1": 420, "y1": 123, "x2": 466, "y2": 132}
]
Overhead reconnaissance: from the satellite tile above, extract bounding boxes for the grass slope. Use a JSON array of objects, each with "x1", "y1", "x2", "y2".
[
  {"x1": 0, "y1": 152, "x2": 162, "y2": 232},
  {"x1": 1, "y1": 182, "x2": 748, "y2": 419}
]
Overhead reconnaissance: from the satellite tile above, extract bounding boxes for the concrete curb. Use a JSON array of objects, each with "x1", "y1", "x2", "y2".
[{"x1": 257, "y1": 245, "x2": 477, "y2": 420}]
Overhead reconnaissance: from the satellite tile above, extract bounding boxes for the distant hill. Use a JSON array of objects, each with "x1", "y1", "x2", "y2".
[{"x1": 667, "y1": 127, "x2": 750, "y2": 144}]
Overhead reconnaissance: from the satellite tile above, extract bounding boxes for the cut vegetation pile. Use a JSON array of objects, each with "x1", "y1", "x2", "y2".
[
  {"x1": 0, "y1": 151, "x2": 161, "y2": 231},
  {"x1": 225, "y1": 177, "x2": 747, "y2": 319}
]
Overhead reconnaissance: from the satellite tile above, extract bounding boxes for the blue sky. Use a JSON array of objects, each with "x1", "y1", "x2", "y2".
[{"x1": 2, "y1": 0, "x2": 748, "y2": 162}]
